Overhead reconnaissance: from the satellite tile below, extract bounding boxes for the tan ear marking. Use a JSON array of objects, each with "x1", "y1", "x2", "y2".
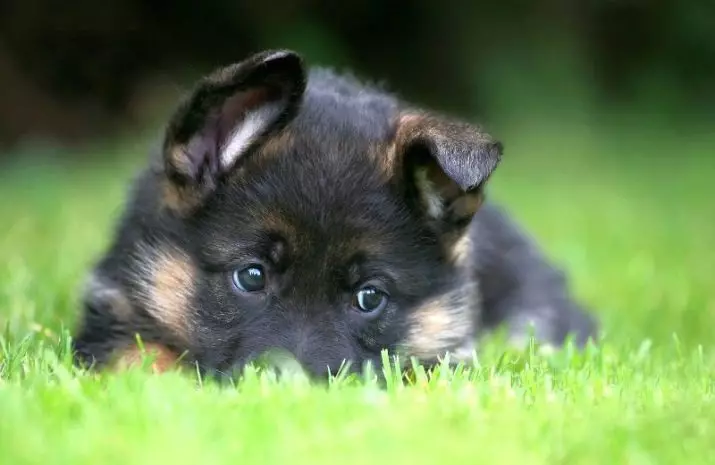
[
  {"x1": 448, "y1": 191, "x2": 483, "y2": 220},
  {"x1": 448, "y1": 232, "x2": 474, "y2": 265},
  {"x1": 389, "y1": 110, "x2": 498, "y2": 226},
  {"x1": 166, "y1": 144, "x2": 195, "y2": 180},
  {"x1": 414, "y1": 167, "x2": 445, "y2": 219},
  {"x1": 159, "y1": 50, "x2": 306, "y2": 213}
]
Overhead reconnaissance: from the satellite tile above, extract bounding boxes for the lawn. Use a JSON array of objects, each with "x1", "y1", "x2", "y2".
[{"x1": 0, "y1": 119, "x2": 714, "y2": 464}]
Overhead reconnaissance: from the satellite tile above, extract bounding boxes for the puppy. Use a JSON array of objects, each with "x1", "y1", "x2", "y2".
[{"x1": 71, "y1": 50, "x2": 597, "y2": 378}]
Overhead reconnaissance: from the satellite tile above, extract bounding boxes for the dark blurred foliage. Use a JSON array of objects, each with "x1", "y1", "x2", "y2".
[{"x1": 0, "y1": 0, "x2": 714, "y2": 153}]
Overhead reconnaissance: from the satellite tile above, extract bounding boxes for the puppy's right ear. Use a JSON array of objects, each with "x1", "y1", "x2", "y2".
[{"x1": 161, "y1": 50, "x2": 306, "y2": 213}]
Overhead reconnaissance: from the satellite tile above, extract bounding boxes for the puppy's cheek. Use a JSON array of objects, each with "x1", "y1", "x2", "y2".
[
  {"x1": 109, "y1": 343, "x2": 180, "y2": 373},
  {"x1": 132, "y1": 242, "x2": 197, "y2": 344},
  {"x1": 398, "y1": 299, "x2": 475, "y2": 362}
]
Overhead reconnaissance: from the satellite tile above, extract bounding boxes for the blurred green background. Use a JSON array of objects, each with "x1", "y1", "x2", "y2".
[
  {"x1": 1, "y1": 7, "x2": 714, "y2": 461},
  {"x1": 1, "y1": 0, "x2": 714, "y2": 151},
  {"x1": 0, "y1": 0, "x2": 713, "y2": 349}
]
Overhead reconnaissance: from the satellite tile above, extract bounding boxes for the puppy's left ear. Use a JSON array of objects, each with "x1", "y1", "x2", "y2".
[
  {"x1": 394, "y1": 111, "x2": 503, "y2": 231},
  {"x1": 160, "y1": 50, "x2": 306, "y2": 213}
]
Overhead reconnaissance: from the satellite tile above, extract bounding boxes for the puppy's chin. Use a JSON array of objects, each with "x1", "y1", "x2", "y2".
[
  {"x1": 200, "y1": 349, "x2": 319, "y2": 383},
  {"x1": 247, "y1": 348, "x2": 312, "y2": 379}
]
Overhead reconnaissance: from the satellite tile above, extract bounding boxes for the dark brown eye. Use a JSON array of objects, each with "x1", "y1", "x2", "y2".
[
  {"x1": 232, "y1": 265, "x2": 266, "y2": 292},
  {"x1": 353, "y1": 286, "x2": 389, "y2": 315}
]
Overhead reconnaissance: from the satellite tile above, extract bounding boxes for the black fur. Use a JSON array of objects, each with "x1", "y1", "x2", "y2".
[{"x1": 72, "y1": 50, "x2": 597, "y2": 379}]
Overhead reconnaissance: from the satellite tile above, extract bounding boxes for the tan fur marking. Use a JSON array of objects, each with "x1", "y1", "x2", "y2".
[
  {"x1": 449, "y1": 192, "x2": 483, "y2": 219},
  {"x1": 426, "y1": 164, "x2": 461, "y2": 200},
  {"x1": 110, "y1": 343, "x2": 179, "y2": 373},
  {"x1": 160, "y1": 178, "x2": 204, "y2": 215},
  {"x1": 372, "y1": 140, "x2": 398, "y2": 181},
  {"x1": 384, "y1": 112, "x2": 423, "y2": 178},
  {"x1": 160, "y1": 179, "x2": 184, "y2": 212},
  {"x1": 375, "y1": 113, "x2": 431, "y2": 181},
  {"x1": 258, "y1": 208, "x2": 297, "y2": 236},
  {"x1": 161, "y1": 142, "x2": 218, "y2": 214},
  {"x1": 150, "y1": 249, "x2": 195, "y2": 338},
  {"x1": 449, "y1": 232, "x2": 473, "y2": 265},
  {"x1": 132, "y1": 243, "x2": 195, "y2": 342},
  {"x1": 390, "y1": 112, "x2": 486, "y2": 222},
  {"x1": 168, "y1": 145, "x2": 194, "y2": 178},
  {"x1": 163, "y1": 130, "x2": 295, "y2": 215},
  {"x1": 413, "y1": 301, "x2": 455, "y2": 337},
  {"x1": 415, "y1": 167, "x2": 445, "y2": 219},
  {"x1": 400, "y1": 291, "x2": 474, "y2": 360},
  {"x1": 256, "y1": 207, "x2": 389, "y2": 260},
  {"x1": 259, "y1": 128, "x2": 295, "y2": 158}
]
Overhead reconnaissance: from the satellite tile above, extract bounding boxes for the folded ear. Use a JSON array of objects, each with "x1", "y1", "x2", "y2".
[
  {"x1": 394, "y1": 111, "x2": 503, "y2": 231},
  {"x1": 161, "y1": 49, "x2": 306, "y2": 212}
]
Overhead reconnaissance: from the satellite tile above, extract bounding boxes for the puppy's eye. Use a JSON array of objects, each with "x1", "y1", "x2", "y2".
[
  {"x1": 352, "y1": 286, "x2": 389, "y2": 315},
  {"x1": 232, "y1": 265, "x2": 266, "y2": 292}
]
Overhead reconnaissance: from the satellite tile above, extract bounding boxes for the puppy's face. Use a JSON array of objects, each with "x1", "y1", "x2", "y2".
[
  {"x1": 86, "y1": 51, "x2": 503, "y2": 378},
  {"x1": 187, "y1": 148, "x2": 453, "y2": 376}
]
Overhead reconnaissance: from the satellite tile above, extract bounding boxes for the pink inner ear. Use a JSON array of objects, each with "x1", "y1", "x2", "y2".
[
  {"x1": 216, "y1": 87, "x2": 272, "y2": 148},
  {"x1": 175, "y1": 87, "x2": 274, "y2": 182}
]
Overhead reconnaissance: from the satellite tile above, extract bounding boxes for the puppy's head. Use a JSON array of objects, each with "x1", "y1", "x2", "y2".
[{"x1": 120, "y1": 50, "x2": 502, "y2": 377}]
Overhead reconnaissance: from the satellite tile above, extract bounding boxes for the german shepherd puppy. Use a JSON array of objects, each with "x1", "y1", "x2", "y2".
[{"x1": 72, "y1": 50, "x2": 597, "y2": 378}]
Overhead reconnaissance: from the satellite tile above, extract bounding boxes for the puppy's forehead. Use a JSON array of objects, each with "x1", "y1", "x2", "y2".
[
  {"x1": 238, "y1": 72, "x2": 403, "y2": 216},
  {"x1": 196, "y1": 70, "x2": 418, "y2": 264},
  {"x1": 263, "y1": 70, "x2": 399, "y2": 165},
  {"x1": 299, "y1": 68, "x2": 399, "y2": 140},
  {"x1": 228, "y1": 151, "x2": 406, "y2": 247},
  {"x1": 200, "y1": 167, "x2": 411, "y2": 268}
]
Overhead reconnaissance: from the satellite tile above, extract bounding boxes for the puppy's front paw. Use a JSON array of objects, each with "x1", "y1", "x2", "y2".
[{"x1": 109, "y1": 343, "x2": 181, "y2": 373}]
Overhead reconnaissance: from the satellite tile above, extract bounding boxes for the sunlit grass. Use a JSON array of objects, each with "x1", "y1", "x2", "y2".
[{"x1": 0, "y1": 121, "x2": 714, "y2": 463}]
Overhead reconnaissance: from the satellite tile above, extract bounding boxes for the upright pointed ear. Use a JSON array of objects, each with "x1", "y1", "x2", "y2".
[
  {"x1": 394, "y1": 111, "x2": 503, "y2": 231},
  {"x1": 160, "y1": 50, "x2": 306, "y2": 213}
]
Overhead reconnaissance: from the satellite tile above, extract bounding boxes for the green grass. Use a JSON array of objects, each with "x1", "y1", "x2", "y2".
[{"x1": 1, "y1": 121, "x2": 714, "y2": 464}]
